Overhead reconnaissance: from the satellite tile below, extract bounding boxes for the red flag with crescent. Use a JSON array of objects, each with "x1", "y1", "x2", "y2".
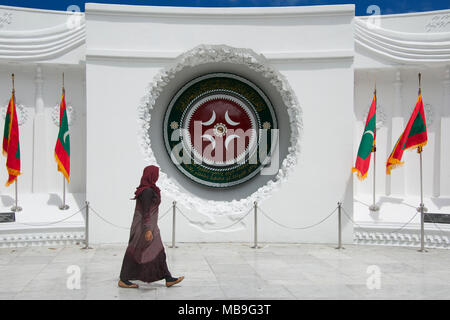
[
  {"x1": 386, "y1": 94, "x2": 427, "y2": 175},
  {"x1": 352, "y1": 94, "x2": 376, "y2": 180},
  {"x1": 54, "y1": 90, "x2": 70, "y2": 182},
  {"x1": 2, "y1": 92, "x2": 21, "y2": 186}
]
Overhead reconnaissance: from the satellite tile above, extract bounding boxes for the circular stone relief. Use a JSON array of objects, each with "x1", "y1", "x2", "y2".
[{"x1": 163, "y1": 73, "x2": 277, "y2": 188}]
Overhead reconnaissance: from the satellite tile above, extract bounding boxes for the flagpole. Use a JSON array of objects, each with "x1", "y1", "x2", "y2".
[
  {"x1": 369, "y1": 146, "x2": 379, "y2": 212},
  {"x1": 417, "y1": 145, "x2": 426, "y2": 252},
  {"x1": 416, "y1": 73, "x2": 427, "y2": 252},
  {"x1": 59, "y1": 73, "x2": 69, "y2": 211},
  {"x1": 10, "y1": 74, "x2": 22, "y2": 213},
  {"x1": 59, "y1": 175, "x2": 69, "y2": 210},
  {"x1": 369, "y1": 80, "x2": 379, "y2": 212},
  {"x1": 11, "y1": 180, "x2": 22, "y2": 212}
]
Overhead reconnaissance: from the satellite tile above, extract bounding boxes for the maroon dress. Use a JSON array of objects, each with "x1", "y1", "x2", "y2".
[{"x1": 120, "y1": 187, "x2": 171, "y2": 283}]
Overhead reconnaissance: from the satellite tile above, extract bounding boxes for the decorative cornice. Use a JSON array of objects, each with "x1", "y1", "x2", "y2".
[
  {"x1": 355, "y1": 17, "x2": 450, "y2": 63},
  {"x1": 376, "y1": 8, "x2": 450, "y2": 19},
  {"x1": 0, "y1": 13, "x2": 85, "y2": 61},
  {"x1": 0, "y1": 230, "x2": 85, "y2": 248},
  {"x1": 138, "y1": 44, "x2": 302, "y2": 217},
  {"x1": 354, "y1": 225, "x2": 449, "y2": 249},
  {"x1": 86, "y1": 49, "x2": 354, "y2": 63},
  {"x1": 0, "y1": 5, "x2": 82, "y2": 15},
  {"x1": 86, "y1": 3, "x2": 355, "y2": 18}
]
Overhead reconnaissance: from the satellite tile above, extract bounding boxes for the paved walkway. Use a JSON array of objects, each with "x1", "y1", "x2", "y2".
[{"x1": 0, "y1": 243, "x2": 449, "y2": 300}]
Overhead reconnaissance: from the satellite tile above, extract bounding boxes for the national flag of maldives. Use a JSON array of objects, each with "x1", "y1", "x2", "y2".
[
  {"x1": 2, "y1": 92, "x2": 21, "y2": 186},
  {"x1": 55, "y1": 90, "x2": 70, "y2": 182},
  {"x1": 386, "y1": 94, "x2": 427, "y2": 175},
  {"x1": 352, "y1": 94, "x2": 376, "y2": 180}
]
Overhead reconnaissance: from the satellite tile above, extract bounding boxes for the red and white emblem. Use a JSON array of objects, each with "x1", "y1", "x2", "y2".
[
  {"x1": 182, "y1": 94, "x2": 258, "y2": 166},
  {"x1": 164, "y1": 72, "x2": 277, "y2": 188}
]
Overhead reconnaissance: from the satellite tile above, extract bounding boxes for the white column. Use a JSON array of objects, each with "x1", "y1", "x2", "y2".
[
  {"x1": 387, "y1": 70, "x2": 405, "y2": 196},
  {"x1": 441, "y1": 66, "x2": 450, "y2": 196},
  {"x1": 32, "y1": 65, "x2": 48, "y2": 193}
]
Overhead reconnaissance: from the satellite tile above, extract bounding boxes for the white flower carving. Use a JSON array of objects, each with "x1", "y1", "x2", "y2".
[
  {"x1": 1, "y1": 100, "x2": 28, "y2": 126},
  {"x1": 51, "y1": 103, "x2": 76, "y2": 127},
  {"x1": 137, "y1": 44, "x2": 302, "y2": 217}
]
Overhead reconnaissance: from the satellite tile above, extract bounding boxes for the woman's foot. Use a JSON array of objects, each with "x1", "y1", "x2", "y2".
[
  {"x1": 165, "y1": 276, "x2": 184, "y2": 287},
  {"x1": 118, "y1": 279, "x2": 139, "y2": 288}
]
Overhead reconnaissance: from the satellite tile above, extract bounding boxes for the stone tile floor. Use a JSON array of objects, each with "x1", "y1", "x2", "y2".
[{"x1": 0, "y1": 243, "x2": 449, "y2": 300}]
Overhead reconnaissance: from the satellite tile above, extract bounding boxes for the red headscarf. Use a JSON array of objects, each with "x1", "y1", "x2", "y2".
[{"x1": 132, "y1": 165, "x2": 161, "y2": 200}]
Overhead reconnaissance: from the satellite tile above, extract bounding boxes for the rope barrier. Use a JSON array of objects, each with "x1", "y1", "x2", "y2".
[
  {"x1": 341, "y1": 205, "x2": 420, "y2": 234},
  {"x1": 176, "y1": 206, "x2": 253, "y2": 231},
  {"x1": 89, "y1": 206, "x2": 130, "y2": 230},
  {"x1": 10, "y1": 203, "x2": 171, "y2": 231},
  {"x1": 87, "y1": 205, "x2": 173, "y2": 231},
  {"x1": 6, "y1": 196, "x2": 341, "y2": 232},
  {"x1": 355, "y1": 198, "x2": 418, "y2": 210},
  {"x1": 10, "y1": 198, "x2": 448, "y2": 251},
  {"x1": 158, "y1": 206, "x2": 172, "y2": 221},
  {"x1": 15, "y1": 205, "x2": 86, "y2": 227},
  {"x1": 258, "y1": 205, "x2": 339, "y2": 230}
]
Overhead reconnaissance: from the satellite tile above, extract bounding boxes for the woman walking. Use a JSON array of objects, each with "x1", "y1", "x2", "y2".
[{"x1": 119, "y1": 165, "x2": 184, "y2": 288}]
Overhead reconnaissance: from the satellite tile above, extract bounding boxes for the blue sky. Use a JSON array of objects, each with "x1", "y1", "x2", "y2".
[{"x1": 0, "y1": 0, "x2": 448, "y2": 16}]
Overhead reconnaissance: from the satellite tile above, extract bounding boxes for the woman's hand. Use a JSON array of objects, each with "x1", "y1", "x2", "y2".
[{"x1": 145, "y1": 230, "x2": 153, "y2": 242}]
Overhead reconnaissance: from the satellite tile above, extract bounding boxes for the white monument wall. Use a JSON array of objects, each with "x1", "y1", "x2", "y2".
[
  {"x1": 85, "y1": 4, "x2": 355, "y2": 244},
  {"x1": 0, "y1": 4, "x2": 448, "y2": 248}
]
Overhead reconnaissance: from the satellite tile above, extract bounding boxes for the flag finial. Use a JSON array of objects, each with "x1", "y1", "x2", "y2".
[
  {"x1": 11, "y1": 73, "x2": 15, "y2": 93},
  {"x1": 418, "y1": 73, "x2": 422, "y2": 95},
  {"x1": 62, "y1": 72, "x2": 65, "y2": 93},
  {"x1": 374, "y1": 75, "x2": 377, "y2": 96}
]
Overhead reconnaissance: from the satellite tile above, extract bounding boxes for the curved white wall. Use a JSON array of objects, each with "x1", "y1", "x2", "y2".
[
  {"x1": 0, "y1": 6, "x2": 86, "y2": 247},
  {"x1": 353, "y1": 11, "x2": 450, "y2": 248}
]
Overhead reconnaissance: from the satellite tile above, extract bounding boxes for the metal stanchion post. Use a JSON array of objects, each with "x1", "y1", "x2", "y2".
[
  {"x1": 335, "y1": 202, "x2": 344, "y2": 250},
  {"x1": 11, "y1": 180, "x2": 22, "y2": 212},
  {"x1": 417, "y1": 146, "x2": 427, "y2": 253},
  {"x1": 251, "y1": 202, "x2": 260, "y2": 249},
  {"x1": 59, "y1": 176, "x2": 69, "y2": 210},
  {"x1": 169, "y1": 201, "x2": 177, "y2": 248},
  {"x1": 419, "y1": 203, "x2": 426, "y2": 252},
  {"x1": 82, "y1": 201, "x2": 92, "y2": 249},
  {"x1": 369, "y1": 146, "x2": 379, "y2": 212}
]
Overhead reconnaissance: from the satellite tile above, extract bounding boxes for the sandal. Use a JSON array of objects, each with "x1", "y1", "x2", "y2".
[
  {"x1": 166, "y1": 276, "x2": 184, "y2": 287},
  {"x1": 118, "y1": 279, "x2": 139, "y2": 289}
]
